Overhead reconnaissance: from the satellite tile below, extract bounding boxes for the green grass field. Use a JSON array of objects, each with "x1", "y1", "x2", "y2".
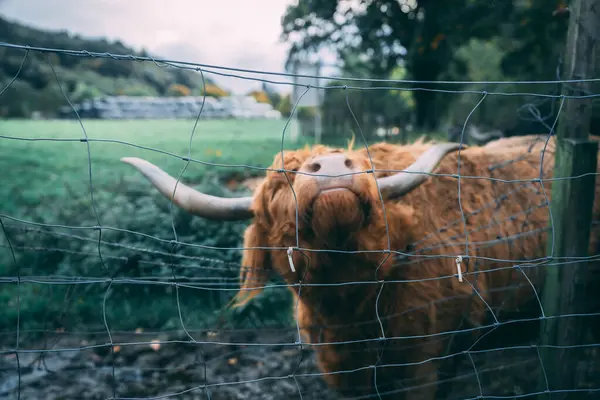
[{"x1": 1, "y1": 118, "x2": 314, "y2": 217}]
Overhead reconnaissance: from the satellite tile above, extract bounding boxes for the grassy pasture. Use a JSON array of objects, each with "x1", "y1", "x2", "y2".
[{"x1": 1, "y1": 118, "x2": 311, "y2": 217}]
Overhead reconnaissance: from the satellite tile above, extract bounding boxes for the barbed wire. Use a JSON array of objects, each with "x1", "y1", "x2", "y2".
[{"x1": 0, "y1": 34, "x2": 599, "y2": 400}]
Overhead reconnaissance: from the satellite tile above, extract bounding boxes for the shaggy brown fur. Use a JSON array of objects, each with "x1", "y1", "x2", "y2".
[{"x1": 230, "y1": 134, "x2": 600, "y2": 399}]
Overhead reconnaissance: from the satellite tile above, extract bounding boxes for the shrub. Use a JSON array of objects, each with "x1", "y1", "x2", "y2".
[
  {"x1": 0, "y1": 174, "x2": 293, "y2": 341},
  {"x1": 202, "y1": 84, "x2": 229, "y2": 98},
  {"x1": 168, "y1": 83, "x2": 191, "y2": 97},
  {"x1": 248, "y1": 90, "x2": 271, "y2": 104}
]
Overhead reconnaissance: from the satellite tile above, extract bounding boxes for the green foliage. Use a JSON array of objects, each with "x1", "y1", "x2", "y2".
[
  {"x1": 69, "y1": 81, "x2": 105, "y2": 103},
  {"x1": 0, "y1": 80, "x2": 39, "y2": 117},
  {"x1": 297, "y1": 106, "x2": 317, "y2": 119},
  {"x1": 319, "y1": 66, "x2": 414, "y2": 141},
  {"x1": 0, "y1": 119, "x2": 311, "y2": 339},
  {"x1": 500, "y1": 0, "x2": 570, "y2": 80},
  {"x1": 1, "y1": 177, "x2": 294, "y2": 335},
  {"x1": 444, "y1": 38, "x2": 524, "y2": 132},
  {"x1": 0, "y1": 16, "x2": 228, "y2": 118},
  {"x1": 281, "y1": 0, "x2": 571, "y2": 130}
]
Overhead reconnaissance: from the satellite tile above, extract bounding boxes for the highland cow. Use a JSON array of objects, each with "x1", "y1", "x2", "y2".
[{"x1": 121, "y1": 135, "x2": 600, "y2": 399}]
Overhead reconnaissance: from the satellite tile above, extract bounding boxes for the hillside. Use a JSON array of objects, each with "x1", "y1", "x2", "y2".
[{"x1": 0, "y1": 15, "x2": 225, "y2": 118}]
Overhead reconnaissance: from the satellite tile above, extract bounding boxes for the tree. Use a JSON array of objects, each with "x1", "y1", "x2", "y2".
[
  {"x1": 281, "y1": 0, "x2": 570, "y2": 131},
  {"x1": 500, "y1": 0, "x2": 569, "y2": 79},
  {"x1": 318, "y1": 58, "x2": 414, "y2": 141}
]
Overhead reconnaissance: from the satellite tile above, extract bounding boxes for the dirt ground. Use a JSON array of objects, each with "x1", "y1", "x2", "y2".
[{"x1": 2, "y1": 327, "x2": 598, "y2": 400}]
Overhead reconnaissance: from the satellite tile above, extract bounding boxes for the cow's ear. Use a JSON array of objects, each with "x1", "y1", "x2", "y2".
[{"x1": 231, "y1": 222, "x2": 272, "y2": 308}]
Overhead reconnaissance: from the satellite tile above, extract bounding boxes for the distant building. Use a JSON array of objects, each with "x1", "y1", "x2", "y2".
[{"x1": 58, "y1": 95, "x2": 282, "y2": 120}]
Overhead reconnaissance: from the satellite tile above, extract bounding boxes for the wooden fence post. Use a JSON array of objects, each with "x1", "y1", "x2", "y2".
[{"x1": 537, "y1": 0, "x2": 599, "y2": 398}]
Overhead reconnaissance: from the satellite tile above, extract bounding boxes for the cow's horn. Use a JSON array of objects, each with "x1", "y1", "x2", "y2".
[
  {"x1": 121, "y1": 157, "x2": 254, "y2": 221},
  {"x1": 376, "y1": 143, "x2": 464, "y2": 199}
]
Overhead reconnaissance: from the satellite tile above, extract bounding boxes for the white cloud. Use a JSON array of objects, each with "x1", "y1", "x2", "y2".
[{"x1": 0, "y1": 0, "x2": 309, "y2": 94}]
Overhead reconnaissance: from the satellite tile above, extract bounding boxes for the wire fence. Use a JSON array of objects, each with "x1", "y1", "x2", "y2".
[{"x1": 0, "y1": 34, "x2": 600, "y2": 400}]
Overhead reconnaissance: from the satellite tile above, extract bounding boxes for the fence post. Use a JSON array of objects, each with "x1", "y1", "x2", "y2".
[{"x1": 537, "y1": 0, "x2": 599, "y2": 398}]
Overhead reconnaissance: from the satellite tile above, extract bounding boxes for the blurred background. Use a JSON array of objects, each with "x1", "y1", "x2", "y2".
[
  {"x1": 0, "y1": 1, "x2": 598, "y2": 399},
  {"x1": 1, "y1": 0, "x2": 589, "y2": 139}
]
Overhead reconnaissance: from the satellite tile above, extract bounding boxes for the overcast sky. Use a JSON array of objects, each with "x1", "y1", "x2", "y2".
[{"x1": 0, "y1": 0, "x2": 336, "y2": 95}]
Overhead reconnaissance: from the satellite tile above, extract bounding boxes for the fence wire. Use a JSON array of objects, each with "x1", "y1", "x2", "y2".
[{"x1": 0, "y1": 39, "x2": 599, "y2": 400}]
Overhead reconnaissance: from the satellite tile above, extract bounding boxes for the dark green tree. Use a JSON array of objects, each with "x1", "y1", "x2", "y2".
[{"x1": 281, "y1": 0, "x2": 571, "y2": 130}]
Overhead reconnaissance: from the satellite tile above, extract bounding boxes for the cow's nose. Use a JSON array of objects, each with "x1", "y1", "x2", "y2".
[{"x1": 301, "y1": 154, "x2": 355, "y2": 189}]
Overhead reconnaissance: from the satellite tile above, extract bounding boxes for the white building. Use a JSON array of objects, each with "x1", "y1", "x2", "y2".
[{"x1": 59, "y1": 95, "x2": 282, "y2": 120}]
